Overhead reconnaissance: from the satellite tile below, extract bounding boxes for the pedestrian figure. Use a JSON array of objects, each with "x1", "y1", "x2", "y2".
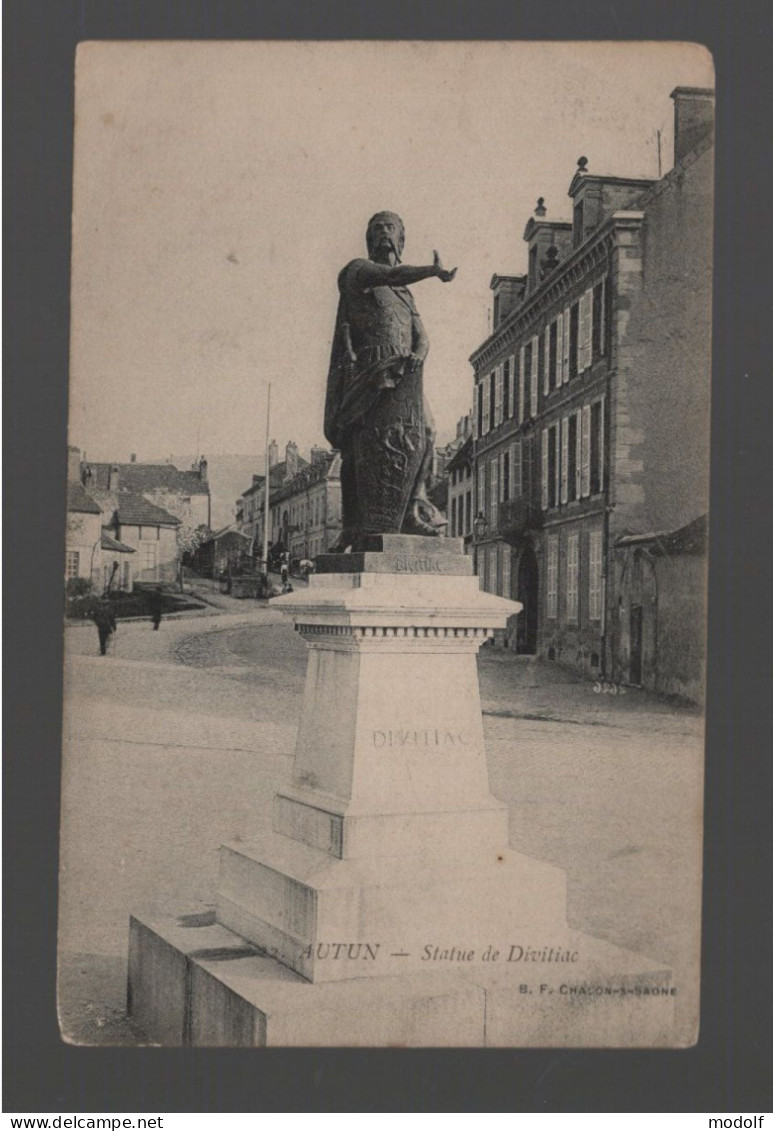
[
  {"x1": 91, "y1": 597, "x2": 117, "y2": 656},
  {"x1": 280, "y1": 551, "x2": 289, "y2": 588},
  {"x1": 149, "y1": 586, "x2": 163, "y2": 631}
]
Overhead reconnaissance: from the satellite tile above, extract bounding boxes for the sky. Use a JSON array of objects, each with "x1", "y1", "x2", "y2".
[{"x1": 68, "y1": 41, "x2": 713, "y2": 463}]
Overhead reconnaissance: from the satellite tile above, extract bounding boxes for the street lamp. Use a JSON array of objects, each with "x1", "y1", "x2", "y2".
[{"x1": 473, "y1": 511, "x2": 489, "y2": 542}]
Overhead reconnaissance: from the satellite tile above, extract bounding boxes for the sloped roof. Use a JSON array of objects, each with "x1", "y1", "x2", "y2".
[
  {"x1": 84, "y1": 461, "x2": 209, "y2": 496},
  {"x1": 67, "y1": 481, "x2": 102, "y2": 515},
  {"x1": 101, "y1": 531, "x2": 136, "y2": 553},
  {"x1": 110, "y1": 492, "x2": 181, "y2": 527},
  {"x1": 446, "y1": 434, "x2": 472, "y2": 473}
]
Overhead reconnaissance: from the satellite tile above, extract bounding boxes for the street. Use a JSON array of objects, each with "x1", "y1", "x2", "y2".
[{"x1": 59, "y1": 604, "x2": 704, "y2": 1046}]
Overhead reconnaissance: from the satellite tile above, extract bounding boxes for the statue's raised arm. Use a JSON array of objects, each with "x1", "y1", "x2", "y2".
[{"x1": 324, "y1": 212, "x2": 456, "y2": 553}]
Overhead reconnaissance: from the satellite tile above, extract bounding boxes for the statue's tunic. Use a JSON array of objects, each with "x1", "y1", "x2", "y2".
[{"x1": 324, "y1": 259, "x2": 428, "y2": 537}]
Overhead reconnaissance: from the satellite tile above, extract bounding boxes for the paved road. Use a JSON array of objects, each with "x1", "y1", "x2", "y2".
[{"x1": 59, "y1": 608, "x2": 703, "y2": 1045}]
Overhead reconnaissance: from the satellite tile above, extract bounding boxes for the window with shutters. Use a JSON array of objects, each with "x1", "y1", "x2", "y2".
[
  {"x1": 489, "y1": 456, "x2": 499, "y2": 528},
  {"x1": 547, "y1": 423, "x2": 558, "y2": 508},
  {"x1": 495, "y1": 366, "x2": 504, "y2": 426},
  {"x1": 561, "y1": 307, "x2": 571, "y2": 383},
  {"x1": 508, "y1": 355, "x2": 516, "y2": 419},
  {"x1": 589, "y1": 530, "x2": 603, "y2": 621},
  {"x1": 475, "y1": 381, "x2": 483, "y2": 438},
  {"x1": 580, "y1": 404, "x2": 592, "y2": 497},
  {"x1": 530, "y1": 336, "x2": 539, "y2": 417},
  {"x1": 569, "y1": 303, "x2": 579, "y2": 379},
  {"x1": 560, "y1": 417, "x2": 569, "y2": 504},
  {"x1": 547, "y1": 536, "x2": 558, "y2": 618},
  {"x1": 65, "y1": 550, "x2": 80, "y2": 579},
  {"x1": 592, "y1": 278, "x2": 606, "y2": 361},
  {"x1": 502, "y1": 358, "x2": 510, "y2": 419},
  {"x1": 482, "y1": 374, "x2": 490, "y2": 434},
  {"x1": 541, "y1": 429, "x2": 549, "y2": 510},
  {"x1": 568, "y1": 412, "x2": 579, "y2": 501},
  {"x1": 465, "y1": 490, "x2": 472, "y2": 534},
  {"x1": 518, "y1": 346, "x2": 526, "y2": 423},
  {"x1": 511, "y1": 440, "x2": 522, "y2": 499},
  {"x1": 501, "y1": 544, "x2": 511, "y2": 599},
  {"x1": 490, "y1": 370, "x2": 497, "y2": 428},
  {"x1": 590, "y1": 397, "x2": 605, "y2": 493},
  {"x1": 567, "y1": 534, "x2": 580, "y2": 623},
  {"x1": 579, "y1": 288, "x2": 593, "y2": 372},
  {"x1": 502, "y1": 450, "x2": 510, "y2": 501},
  {"x1": 523, "y1": 341, "x2": 532, "y2": 419},
  {"x1": 549, "y1": 320, "x2": 558, "y2": 389},
  {"x1": 477, "y1": 459, "x2": 486, "y2": 516},
  {"x1": 543, "y1": 328, "x2": 550, "y2": 395}
]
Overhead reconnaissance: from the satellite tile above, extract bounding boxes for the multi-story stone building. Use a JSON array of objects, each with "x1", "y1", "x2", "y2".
[
  {"x1": 446, "y1": 434, "x2": 474, "y2": 550},
  {"x1": 236, "y1": 441, "x2": 343, "y2": 562},
  {"x1": 470, "y1": 87, "x2": 713, "y2": 689},
  {"x1": 267, "y1": 446, "x2": 342, "y2": 560}
]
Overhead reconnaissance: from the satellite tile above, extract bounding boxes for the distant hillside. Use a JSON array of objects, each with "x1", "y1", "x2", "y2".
[{"x1": 157, "y1": 453, "x2": 265, "y2": 531}]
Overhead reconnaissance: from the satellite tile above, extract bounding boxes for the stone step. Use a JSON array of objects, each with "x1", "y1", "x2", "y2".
[
  {"x1": 215, "y1": 832, "x2": 568, "y2": 982},
  {"x1": 129, "y1": 909, "x2": 676, "y2": 1047}
]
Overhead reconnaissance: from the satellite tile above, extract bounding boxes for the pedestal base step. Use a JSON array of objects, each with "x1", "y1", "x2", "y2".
[
  {"x1": 128, "y1": 908, "x2": 677, "y2": 1047},
  {"x1": 215, "y1": 832, "x2": 568, "y2": 981},
  {"x1": 128, "y1": 908, "x2": 486, "y2": 1047}
]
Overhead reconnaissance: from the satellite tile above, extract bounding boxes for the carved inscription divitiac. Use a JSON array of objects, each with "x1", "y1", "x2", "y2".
[{"x1": 372, "y1": 729, "x2": 472, "y2": 749}]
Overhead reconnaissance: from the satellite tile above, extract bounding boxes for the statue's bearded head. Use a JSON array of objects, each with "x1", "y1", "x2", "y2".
[{"x1": 366, "y1": 211, "x2": 405, "y2": 263}]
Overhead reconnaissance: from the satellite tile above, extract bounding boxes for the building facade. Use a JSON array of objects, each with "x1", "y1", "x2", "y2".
[
  {"x1": 268, "y1": 448, "x2": 342, "y2": 560},
  {"x1": 65, "y1": 448, "x2": 136, "y2": 592},
  {"x1": 470, "y1": 87, "x2": 713, "y2": 692},
  {"x1": 446, "y1": 435, "x2": 474, "y2": 550}
]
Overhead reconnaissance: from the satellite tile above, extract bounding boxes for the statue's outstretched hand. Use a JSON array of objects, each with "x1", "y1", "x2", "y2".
[{"x1": 433, "y1": 250, "x2": 457, "y2": 283}]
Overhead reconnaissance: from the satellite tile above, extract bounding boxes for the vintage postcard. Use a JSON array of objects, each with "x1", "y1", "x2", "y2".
[{"x1": 59, "y1": 40, "x2": 713, "y2": 1047}]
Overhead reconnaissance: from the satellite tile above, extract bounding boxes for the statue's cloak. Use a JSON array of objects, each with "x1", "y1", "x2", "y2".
[{"x1": 324, "y1": 259, "x2": 418, "y2": 451}]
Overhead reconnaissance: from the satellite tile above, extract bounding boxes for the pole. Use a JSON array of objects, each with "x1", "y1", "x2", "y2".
[
  {"x1": 656, "y1": 130, "x2": 662, "y2": 179},
  {"x1": 262, "y1": 383, "x2": 271, "y2": 581}
]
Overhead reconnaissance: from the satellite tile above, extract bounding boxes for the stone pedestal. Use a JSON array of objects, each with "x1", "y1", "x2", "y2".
[{"x1": 129, "y1": 536, "x2": 675, "y2": 1046}]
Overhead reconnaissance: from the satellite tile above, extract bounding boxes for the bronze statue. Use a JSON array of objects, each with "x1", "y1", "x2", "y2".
[{"x1": 324, "y1": 211, "x2": 457, "y2": 551}]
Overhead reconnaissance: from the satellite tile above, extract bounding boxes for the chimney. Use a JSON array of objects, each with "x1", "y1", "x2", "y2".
[
  {"x1": 130, "y1": 453, "x2": 137, "y2": 463},
  {"x1": 198, "y1": 456, "x2": 208, "y2": 483},
  {"x1": 268, "y1": 439, "x2": 278, "y2": 468},
  {"x1": 285, "y1": 441, "x2": 299, "y2": 481},
  {"x1": 108, "y1": 465, "x2": 120, "y2": 492},
  {"x1": 671, "y1": 87, "x2": 714, "y2": 165},
  {"x1": 67, "y1": 446, "x2": 81, "y2": 483},
  {"x1": 310, "y1": 446, "x2": 328, "y2": 468}
]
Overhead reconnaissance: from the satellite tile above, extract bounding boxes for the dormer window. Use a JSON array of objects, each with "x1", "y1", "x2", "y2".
[
  {"x1": 573, "y1": 200, "x2": 584, "y2": 248},
  {"x1": 528, "y1": 245, "x2": 538, "y2": 290}
]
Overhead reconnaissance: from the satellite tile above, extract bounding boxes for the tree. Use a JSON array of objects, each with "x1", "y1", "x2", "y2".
[{"x1": 144, "y1": 490, "x2": 211, "y2": 592}]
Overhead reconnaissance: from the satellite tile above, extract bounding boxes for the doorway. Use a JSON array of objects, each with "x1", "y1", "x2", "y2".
[{"x1": 516, "y1": 544, "x2": 539, "y2": 654}]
